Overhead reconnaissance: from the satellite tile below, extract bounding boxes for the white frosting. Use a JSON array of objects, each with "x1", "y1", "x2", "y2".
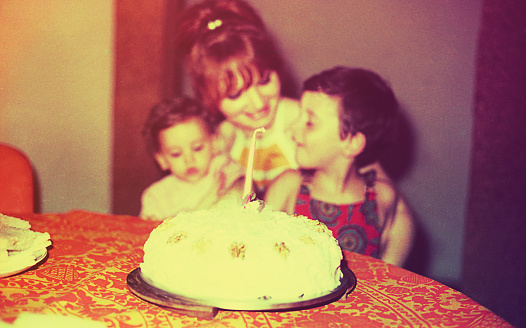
[{"x1": 140, "y1": 197, "x2": 343, "y2": 302}]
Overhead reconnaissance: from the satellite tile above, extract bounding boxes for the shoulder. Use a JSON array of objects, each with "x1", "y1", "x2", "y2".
[{"x1": 373, "y1": 179, "x2": 397, "y2": 209}]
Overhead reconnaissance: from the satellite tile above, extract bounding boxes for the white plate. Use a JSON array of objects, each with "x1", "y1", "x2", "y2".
[{"x1": 0, "y1": 248, "x2": 48, "y2": 278}]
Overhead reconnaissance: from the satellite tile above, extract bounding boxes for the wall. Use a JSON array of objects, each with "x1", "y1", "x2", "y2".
[
  {"x1": 185, "y1": 0, "x2": 482, "y2": 286},
  {"x1": 0, "y1": 1, "x2": 113, "y2": 213},
  {"x1": 0, "y1": 0, "x2": 482, "y2": 287}
]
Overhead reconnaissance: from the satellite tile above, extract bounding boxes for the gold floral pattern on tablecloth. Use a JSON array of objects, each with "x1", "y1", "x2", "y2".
[{"x1": 0, "y1": 211, "x2": 511, "y2": 327}]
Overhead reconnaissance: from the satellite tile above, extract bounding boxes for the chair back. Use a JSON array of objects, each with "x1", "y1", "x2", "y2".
[{"x1": 0, "y1": 143, "x2": 34, "y2": 214}]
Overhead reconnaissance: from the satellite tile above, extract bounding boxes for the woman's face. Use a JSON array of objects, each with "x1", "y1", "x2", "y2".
[{"x1": 218, "y1": 70, "x2": 281, "y2": 132}]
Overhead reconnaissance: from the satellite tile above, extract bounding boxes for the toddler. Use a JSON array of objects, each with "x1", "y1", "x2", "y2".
[
  {"x1": 266, "y1": 67, "x2": 414, "y2": 267},
  {"x1": 140, "y1": 96, "x2": 245, "y2": 220}
]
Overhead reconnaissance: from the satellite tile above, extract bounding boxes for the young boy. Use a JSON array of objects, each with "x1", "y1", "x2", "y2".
[
  {"x1": 140, "y1": 96, "x2": 245, "y2": 220},
  {"x1": 265, "y1": 67, "x2": 414, "y2": 267}
]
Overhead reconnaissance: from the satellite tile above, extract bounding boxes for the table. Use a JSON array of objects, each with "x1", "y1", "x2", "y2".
[{"x1": 1, "y1": 211, "x2": 511, "y2": 327}]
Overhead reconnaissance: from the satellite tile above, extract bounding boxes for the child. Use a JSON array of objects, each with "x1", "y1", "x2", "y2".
[
  {"x1": 265, "y1": 67, "x2": 414, "y2": 267},
  {"x1": 140, "y1": 96, "x2": 245, "y2": 220}
]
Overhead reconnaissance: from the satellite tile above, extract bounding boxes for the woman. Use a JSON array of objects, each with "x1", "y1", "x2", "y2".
[
  {"x1": 176, "y1": 0, "x2": 388, "y2": 198},
  {"x1": 176, "y1": 0, "x2": 299, "y2": 198}
]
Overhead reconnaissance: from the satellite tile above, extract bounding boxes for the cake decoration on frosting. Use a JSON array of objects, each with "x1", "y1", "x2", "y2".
[
  {"x1": 274, "y1": 242, "x2": 290, "y2": 259},
  {"x1": 167, "y1": 232, "x2": 187, "y2": 244},
  {"x1": 230, "y1": 242, "x2": 246, "y2": 259}
]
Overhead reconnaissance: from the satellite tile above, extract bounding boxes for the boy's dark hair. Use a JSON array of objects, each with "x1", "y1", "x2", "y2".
[
  {"x1": 143, "y1": 96, "x2": 220, "y2": 154},
  {"x1": 303, "y1": 66, "x2": 399, "y2": 168}
]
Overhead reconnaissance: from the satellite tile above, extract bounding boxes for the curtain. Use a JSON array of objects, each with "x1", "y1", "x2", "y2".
[{"x1": 463, "y1": 1, "x2": 526, "y2": 327}]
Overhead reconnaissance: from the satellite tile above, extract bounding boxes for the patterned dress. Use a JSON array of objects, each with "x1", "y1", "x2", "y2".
[{"x1": 294, "y1": 172, "x2": 382, "y2": 258}]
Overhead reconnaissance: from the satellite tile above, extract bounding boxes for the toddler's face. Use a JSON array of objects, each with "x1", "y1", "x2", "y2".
[
  {"x1": 218, "y1": 69, "x2": 281, "y2": 132},
  {"x1": 292, "y1": 91, "x2": 345, "y2": 169},
  {"x1": 155, "y1": 117, "x2": 214, "y2": 183}
]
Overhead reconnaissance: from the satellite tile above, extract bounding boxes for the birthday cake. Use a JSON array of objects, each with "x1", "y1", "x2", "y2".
[{"x1": 139, "y1": 197, "x2": 343, "y2": 303}]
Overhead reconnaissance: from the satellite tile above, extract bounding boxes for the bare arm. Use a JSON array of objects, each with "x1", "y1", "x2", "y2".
[
  {"x1": 376, "y1": 182, "x2": 415, "y2": 267},
  {"x1": 220, "y1": 176, "x2": 245, "y2": 199},
  {"x1": 264, "y1": 169, "x2": 302, "y2": 214}
]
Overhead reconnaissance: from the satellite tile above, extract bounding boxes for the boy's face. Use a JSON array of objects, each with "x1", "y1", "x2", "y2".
[
  {"x1": 218, "y1": 69, "x2": 281, "y2": 132},
  {"x1": 292, "y1": 91, "x2": 346, "y2": 169},
  {"x1": 155, "y1": 117, "x2": 214, "y2": 183}
]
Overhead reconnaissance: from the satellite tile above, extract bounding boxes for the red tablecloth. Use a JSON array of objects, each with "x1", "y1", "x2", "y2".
[{"x1": 0, "y1": 211, "x2": 511, "y2": 327}]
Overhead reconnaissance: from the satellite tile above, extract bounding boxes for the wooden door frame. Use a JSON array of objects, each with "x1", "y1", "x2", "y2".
[{"x1": 112, "y1": 0, "x2": 182, "y2": 215}]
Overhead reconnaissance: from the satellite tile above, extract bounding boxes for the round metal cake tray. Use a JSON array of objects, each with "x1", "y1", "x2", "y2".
[{"x1": 127, "y1": 265, "x2": 356, "y2": 312}]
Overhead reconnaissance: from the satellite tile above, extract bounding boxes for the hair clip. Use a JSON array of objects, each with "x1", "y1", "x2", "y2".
[{"x1": 207, "y1": 19, "x2": 222, "y2": 31}]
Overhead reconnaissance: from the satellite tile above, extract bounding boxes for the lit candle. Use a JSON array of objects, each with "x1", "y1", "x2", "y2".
[{"x1": 243, "y1": 127, "x2": 266, "y2": 201}]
